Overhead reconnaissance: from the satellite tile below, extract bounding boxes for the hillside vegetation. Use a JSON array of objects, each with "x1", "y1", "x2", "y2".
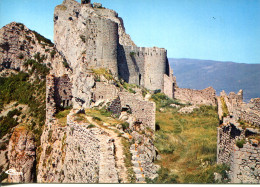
[
  {"x1": 0, "y1": 58, "x2": 49, "y2": 182},
  {"x1": 151, "y1": 93, "x2": 229, "y2": 183}
]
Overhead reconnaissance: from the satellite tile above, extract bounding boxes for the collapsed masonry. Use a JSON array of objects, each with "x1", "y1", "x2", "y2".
[{"x1": 217, "y1": 90, "x2": 260, "y2": 183}]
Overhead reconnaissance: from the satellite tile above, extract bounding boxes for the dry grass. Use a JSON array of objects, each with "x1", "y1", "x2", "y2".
[
  {"x1": 154, "y1": 105, "x2": 221, "y2": 183},
  {"x1": 85, "y1": 108, "x2": 123, "y2": 126},
  {"x1": 220, "y1": 97, "x2": 229, "y2": 117},
  {"x1": 56, "y1": 109, "x2": 70, "y2": 127}
]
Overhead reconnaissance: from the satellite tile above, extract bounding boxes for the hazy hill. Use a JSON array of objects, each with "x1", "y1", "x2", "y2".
[{"x1": 169, "y1": 58, "x2": 260, "y2": 102}]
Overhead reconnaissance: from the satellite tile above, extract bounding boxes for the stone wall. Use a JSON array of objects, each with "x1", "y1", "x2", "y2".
[
  {"x1": 174, "y1": 87, "x2": 216, "y2": 106},
  {"x1": 54, "y1": 0, "x2": 118, "y2": 76},
  {"x1": 38, "y1": 110, "x2": 119, "y2": 183},
  {"x1": 119, "y1": 91, "x2": 156, "y2": 131},
  {"x1": 217, "y1": 90, "x2": 260, "y2": 183},
  {"x1": 230, "y1": 143, "x2": 260, "y2": 183},
  {"x1": 219, "y1": 90, "x2": 260, "y2": 128},
  {"x1": 93, "y1": 82, "x2": 118, "y2": 102},
  {"x1": 46, "y1": 74, "x2": 73, "y2": 121},
  {"x1": 54, "y1": 74, "x2": 73, "y2": 108},
  {"x1": 217, "y1": 122, "x2": 260, "y2": 183},
  {"x1": 163, "y1": 72, "x2": 174, "y2": 99}
]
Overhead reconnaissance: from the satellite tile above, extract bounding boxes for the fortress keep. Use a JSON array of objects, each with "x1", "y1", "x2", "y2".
[{"x1": 53, "y1": 0, "x2": 175, "y2": 102}]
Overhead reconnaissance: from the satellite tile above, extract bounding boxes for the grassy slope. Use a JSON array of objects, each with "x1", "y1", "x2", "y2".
[{"x1": 152, "y1": 93, "x2": 228, "y2": 183}]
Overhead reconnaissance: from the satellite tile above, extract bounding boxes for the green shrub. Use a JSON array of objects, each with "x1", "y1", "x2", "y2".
[
  {"x1": 152, "y1": 92, "x2": 182, "y2": 108},
  {"x1": 130, "y1": 51, "x2": 136, "y2": 57},
  {"x1": 32, "y1": 30, "x2": 54, "y2": 47},
  {"x1": 16, "y1": 22, "x2": 25, "y2": 30},
  {"x1": 236, "y1": 139, "x2": 246, "y2": 148},
  {"x1": 121, "y1": 138, "x2": 136, "y2": 183},
  {"x1": 154, "y1": 89, "x2": 161, "y2": 94},
  {"x1": 100, "y1": 108, "x2": 112, "y2": 117},
  {"x1": 62, "y1": 59, "x2": 69, "y2": 68},
  {"x1": 0, "y1": 143, "x2": 7, "y2": 150},
  {"x1": 55, "y1": 110, "x2": 70, "y2": 119},
  {"x1": 0, "y1": 72, "x2": 46, "y2": 145},
  {"x1": 24, "y1": 58, "x2": 50, "y2": 76},
  {"x1": 220, "y1": 97, "x2": 229, "y2": 117},
  {"x1": 0, "y1": 171, "x2": 8, "y2": 182},
  {"x1": 93, "y1": 116, "x2": 102, "y2": 121},
  {"x1": 50, "y1": 50, "x2": 56, "y2": 58},
  {"x1": 18, "y1": 53, "x2": 24, "y2": 59},
  {"x1": 48, "y1": 130, "x2": 53, "y2": 142},
  {"x1": 121, "y1": 122, "x2": 129, "y2": 131},
  {"x1": 87, "y1": 124, "x2": 96, "y2": 129},
  {"x1": 46, "y1": 146, "x2": 53, "y2": 156}
]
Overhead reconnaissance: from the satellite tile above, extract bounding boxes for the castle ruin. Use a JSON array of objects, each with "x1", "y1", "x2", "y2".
[
  {"x1": 53, "y1": 0, "x2": 175, "y2": 105},
  {"x1": 217, "y1": 90, "x2": 260, "y2": 183}
]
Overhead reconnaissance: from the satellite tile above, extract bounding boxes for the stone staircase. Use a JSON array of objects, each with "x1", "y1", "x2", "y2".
[{"x1": 130, "y1": 144, "x2": 146, "y2": 183}]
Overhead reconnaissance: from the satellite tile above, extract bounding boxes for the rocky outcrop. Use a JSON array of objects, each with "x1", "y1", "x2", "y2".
[
  {"x1": 7, "y1": 126, "x2": 36, "y2": 183},
  {"x1": 0, "y1": 22, "x2": 70, "y2": 77}
]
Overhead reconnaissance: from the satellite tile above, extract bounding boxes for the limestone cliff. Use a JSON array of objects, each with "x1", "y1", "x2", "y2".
[
  {"x1": 7, "y1": 126, "x2": 36, "y2": 183},
  {"x1": 0, "y1": 22, "x2": 70, "y2": 77}
]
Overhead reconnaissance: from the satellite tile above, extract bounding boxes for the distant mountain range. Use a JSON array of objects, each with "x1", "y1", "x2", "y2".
[{"x1": 169, "y1": 58, "x2": 260, "y2": 102}]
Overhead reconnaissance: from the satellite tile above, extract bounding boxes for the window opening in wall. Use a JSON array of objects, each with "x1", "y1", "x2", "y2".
[
  {"x1": 139, "y1": 74, "x2": 142, "y2": 86},
  {"x1": 67, "y1": 100, "x2": 69, "y2": 106},
  {"x1": 63, "y1": 100, "x2": 66, "y2": 107},
  {"x1": 63, "y1": 90, "x2": 67, "y2": 95}
]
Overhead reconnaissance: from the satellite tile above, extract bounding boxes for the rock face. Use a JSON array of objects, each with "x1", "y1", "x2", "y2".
[
  {"x1": 0, "y1": 22, "x2": 70, "y2": 77},
  {"x1": 7, "y1": 126, "x2": 36, "y2": 183}
]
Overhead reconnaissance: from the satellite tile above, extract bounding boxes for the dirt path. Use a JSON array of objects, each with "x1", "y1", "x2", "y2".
[{"x1": 86, "y1": 116, "x2": 129, "y2": 183}]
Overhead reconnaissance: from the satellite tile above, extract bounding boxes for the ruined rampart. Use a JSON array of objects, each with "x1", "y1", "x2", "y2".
[
  {"x1": 217, "y1": 122, "x2": 260, "y2": 183},
  {"x1": 174, "y1": 87, "x2": 216, "y2": 105},
  {"x1": 217, "y1": 90, "x2": 260, "y2": 183},
  {"x1": 46, "y1": 74, "x2": 73, "y2": 122}
]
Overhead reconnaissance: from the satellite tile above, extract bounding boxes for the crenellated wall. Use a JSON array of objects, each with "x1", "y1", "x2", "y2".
[{"x1": 118, "y1": 46, "x2": 169, "y2": 92}]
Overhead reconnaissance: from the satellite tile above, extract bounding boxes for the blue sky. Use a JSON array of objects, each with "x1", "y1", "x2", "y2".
[{"x1": 0, "y1": 0, "x2": 259, "y2": 64}]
